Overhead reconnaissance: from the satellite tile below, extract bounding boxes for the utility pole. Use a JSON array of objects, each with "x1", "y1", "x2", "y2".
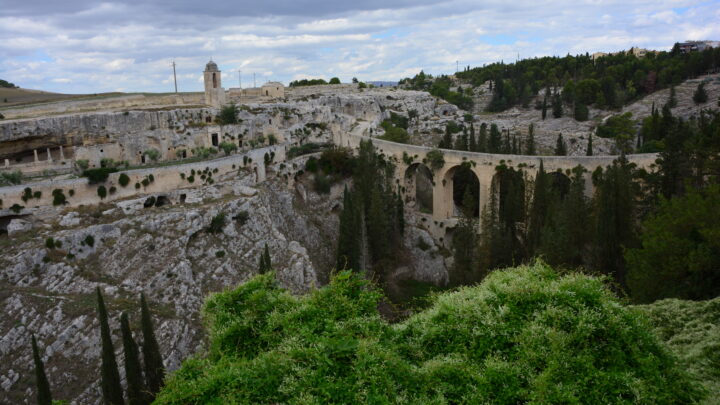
[
  {"x1": 253, "y1": 73, "x2": 256, "y2": 88},
  {"x1": 456, "y1": 60, "x2": 459, "y2": 73},
  {"x1": 238, "y1": 70, "x2": 242, "y2": 88},
  {"x1": 171, "y1": 60, "x2": 178, "y2": 93}
]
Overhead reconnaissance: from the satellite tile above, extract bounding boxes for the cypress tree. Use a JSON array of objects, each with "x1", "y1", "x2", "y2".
[
  {"x1": 263, "y1": 244, "x2": 272, "y2": 271},
  {"x1": 439, "y1": 126, "x2": 453, "y2": 149},
  {"x1": 468, "y1": 123, "x2": 478, "y2": 151},
  {"x1": 451, "y1": 188, "x2": 479, "y2": 286},
  {"x1": 586, "y1": 133, "x2": 594, "y2": 156},
  {"x1": 120, "y1": 312, "x2": 149, "y2": 405},
  {"x1": 541, "y1": 95, "x2": 548, "y2": 120},
  {"x1": 552, "y1": 93, "x2": 563, "y2": 118},
  {"x1": 667, "y1": 86, "x2": 677, "y2": 108},
  {"x1": 693, "y1": 82, "x2": 708, "y2": 104},
  {"x1": 477, "y1": 123, "x2": 488, "y2": 152},
  {"x1": 31, "y1": 335, "x2": 52, "y2": 405},
  {"x1": 525, "y1": 123, "x2": 536, "y2": 155},
  {"x1": 489, "y1": 124, "x2": 502, "y2": 153},
  {"x1": 528, "y1": 161, "x2": 549, "y2": 256},
  {"x1": 555, "y1": 133, "x2": 567, "y2": 156},
  {"x1": 140, "y1": 293, "x2": 165, "y2": 400},
  {"x1": 336, "y1": 186, "x2": 360, "y2": 271},
  {"x1": 97, "y1": 287, "x2": 124, "y2": 405},
  {"x1": 396, "y1": 192, "x2": 405, "y2": 236}
]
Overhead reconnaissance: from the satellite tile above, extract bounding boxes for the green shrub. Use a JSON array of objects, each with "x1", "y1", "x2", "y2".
[
  {"x1": 425, "y1": 149, "x2": 445, "y2": 171},
  {"x1": 305, "y1": 156, "x2": 318, "y2": 173},
  {"x1": 84, "y1": 235, "x2": 95, "y2": 247},
  {"x1": 155, "y1": 263, "x2": 704, "y2": 404},
  {"x1": 75, "y1": 159, "x2": 89, "y2": 170},
  {"x1": 313, "y1": 172, "x2": 331, "y2": 194},
  {"x1": 46, "y1": 237, "x2": 56, "y2": 249},
  {"x1": 82, "y1": 167, "x2": 118, "y2": 183},
  {"x1": 207, "y1": 213, "x2": 226, "y2": 234},
  {"x1": 0, "y1": 170, "x2": 23, "y2": 185},
  {"x1": 216, "y1": 250, "x2": 226, "y2": 258},
  {"x1": 216, "y1": 104, "x2": 239, "y2": 125},
  {"x1": 52, "y1": 189, "x2": 67, "y2": 206},
  {"x1": 109, "y1": 186, "x2": 116, "y2": 194},
  {"x1": 97, "y1": 185, "x2": 107, "y2": 199},
  {"x1": 233, "y1": 211, "x2": 249, "y2": 226},
  {"x1": 118, "y1": 173, "x2": 130, "y2": 187},
  {"x1": 21, "y1": 187, "x2": 32, "y2": 202},
  {"x1": 267, "y1": 134, "x2": 277, "y2": 145},
  {"x1": 10, "y1": 203, "x2": 24, "y2": 213},
  {"x1": 144, "y1": 148, "x2": 161, "y2": 162},
  {"x1": 219, "y1": 141, "x2": 237, "y2": 155}
]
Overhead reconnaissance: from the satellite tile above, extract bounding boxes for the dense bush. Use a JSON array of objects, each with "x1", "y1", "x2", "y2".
[
  {"x1": 51, "y1": 189, "x2": 67, "y2": 206},
  {"x1": 0, "y1": 170, "x2": 23, "y2": 185},
  {"x1": 82, "y1": 168, "x2": 118, "y2": 183},
  {"x1": 216, "y1": 104, "x2": 239, "y2": 125},
  {"x1": 636, "y1": 297, "x2": 720, "y2": 402},
  {"x1": 155, "y1": 263, "x2": 703, "y2": 404},
  {"x1": 97, "y1": 185, "x2": 107, "y2": 199},
  {"x1": 118, "y1": 173, "x2": 130, "y2": 187},
  {"x1": 207, "y1": 213, "x2": 226, "y2": 234}
]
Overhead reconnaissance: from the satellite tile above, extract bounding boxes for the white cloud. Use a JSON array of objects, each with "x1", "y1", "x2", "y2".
[{"x1": 1, "y1": 0, "x2": 718, "y2": 93}]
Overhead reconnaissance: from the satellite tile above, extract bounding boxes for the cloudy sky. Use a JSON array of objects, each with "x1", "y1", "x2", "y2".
[{"x1": 1, "y1": 0, "x2": 719, "y2": 94}]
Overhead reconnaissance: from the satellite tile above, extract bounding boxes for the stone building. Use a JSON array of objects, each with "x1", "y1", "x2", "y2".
[{"x1": 203, "y1": 60, "x2": 227, "y2": 107}]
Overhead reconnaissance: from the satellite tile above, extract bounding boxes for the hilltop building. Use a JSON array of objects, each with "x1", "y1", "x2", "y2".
[
  {"x1": 203, "y1": 60, "x2": 285, "y2": 107},
  {"x1": 677, "y1": 40, "x2": 720, "y2": 53},
  {"x1": 591, "y1": 47, "x2": 657, "y2": 60}
]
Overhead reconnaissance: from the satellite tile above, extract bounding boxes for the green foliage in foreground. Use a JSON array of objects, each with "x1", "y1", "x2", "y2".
[
  {"x1": 155, "y1": 263, "x2": 703, "y2": 404},
  {"x1": 636, "y1": 297, "x2": 720, "y2": 404}
]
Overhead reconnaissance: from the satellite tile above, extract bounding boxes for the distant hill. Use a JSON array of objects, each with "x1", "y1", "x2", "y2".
[{"x1": 0, "y1": 87, "x2": 123, "y2": 108}]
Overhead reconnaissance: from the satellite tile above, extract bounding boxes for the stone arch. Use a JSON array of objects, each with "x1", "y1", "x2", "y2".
[
  {"x1": 403, "y1": 163, "x2": 433, "y2": 214},
  {"x1": 491, "y1": 165, "x2": 526, "y2": 227},
  {"x1": 442, "y1": 163, "x2": 480, "y2": 218},
  {"x1": 548, "y1": 169, "x2": 571, "y2": 199}
]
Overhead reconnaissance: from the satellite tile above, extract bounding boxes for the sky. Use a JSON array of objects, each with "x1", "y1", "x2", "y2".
[{"x1": 1, "y1": 0, "x2": 719, "y2": 94}]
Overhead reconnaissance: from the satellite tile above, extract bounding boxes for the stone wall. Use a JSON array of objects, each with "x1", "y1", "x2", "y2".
[
  {"x1": 0, "y1": 93, "x2": 205, "y2": 120},
  {"x1": 0, "y1": 145, "x2": 285, "y2": 210}
]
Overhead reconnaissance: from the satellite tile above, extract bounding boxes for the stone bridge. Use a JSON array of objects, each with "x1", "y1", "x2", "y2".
[{"x1": 333, "y1": 128, "x2": 658, "y2": 232}]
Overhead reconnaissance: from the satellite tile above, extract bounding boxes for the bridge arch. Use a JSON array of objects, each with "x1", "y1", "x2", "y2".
[
  {"x1": 440, "y1": 162, "x2": 481, "y2": 219},
  {"x1": 403, "y1": 162, "x2": 434, "y2": 214}
]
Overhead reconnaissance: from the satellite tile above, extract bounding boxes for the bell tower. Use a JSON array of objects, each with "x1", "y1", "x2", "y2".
[{"x1": 203, "y1": 60, "x2": 226, "y2": 107}]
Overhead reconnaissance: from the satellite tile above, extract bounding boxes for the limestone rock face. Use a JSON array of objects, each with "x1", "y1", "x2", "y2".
[
  {"x1": 0, "y1": 168, "x2": 334, "y2": 404},
  {"x1": 7, "y1": 218, "x2": 32, "y2": 236}
]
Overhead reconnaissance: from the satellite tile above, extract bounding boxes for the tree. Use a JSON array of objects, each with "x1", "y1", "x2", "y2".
[
  {"x1": 667, "y1": 85, "x2": 678, "y2": 108},
  {"x1": 140, "y1": 293, "x2": 165, "y2": 400},
  {"x1": 97, "y1": 287, "x2": 124, "y2": 405},
  {"x1": 217, "y1": 104, "x2": 239, "y2": 125},
  {"x1": 477, "y1": 123, "x2": 488, "y2": 152},
  {"x1": 552, "y1": 93, "x2": 563, "y2": 118},
  {"x1": 592, "y1": 156, "x2": 638, "y2": 286},
  {"x1": 541, "y1": 95, "x2": 548, "y2": 120},
  {"x1": 468, "y1": 123, "x2": 478, "y2": 152},
  {"x1": 626, "y1": 185, "x2": 720, "y2": 303},
  {"x1": 574, "y1": 102, "x2": 589, "y2": 121},
  {"x1": 586, "y1": 133, "x2": 593, "y2": 156},
  {"x1": 438, "y1": 125, "x2": 453, "y2": 149},
  {"x1": 329, "y1": 77, "x2": 341, "y2": 84},
  {"x1": 451, "y1": 188, "x2": 479, "y2": 285},
  {"x1": 554, "y1": 133, "x2": 567, "y2": 156},
  {"x1": 488, "y1": 124, "x2": 502, "y2": 153},
  {"x1": 336, "y1": 186, "x2": 361, "y2": 271},
  {"x1": 527, "y1": 161, "x2": 549, "y2": 256},
  {"x1": 121, "y1": 312, "x2": 150, "y2": 405},
  {"x1": 525, "y1": 123, "x2": 536, "y2": 155},
  {"x1": 32, "y1": 335, "x2": 52, "y2": 405},
  {"x1": 258, "y1": 243, "x2": 272, "y2": 274},
  {"x1": 693, "y1": 82, "x2": 708, "y2": 104},
  {"x1": 596, "y1": 112, "x2": 635, "y2": 153},
  {"x1": 219, "y1": 141, "x2": 237, "y2": 155}
]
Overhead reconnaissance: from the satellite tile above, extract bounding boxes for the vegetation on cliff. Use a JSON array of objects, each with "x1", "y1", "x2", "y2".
[{"x1": 155, "y1": 263, "x2": 705, "y2": 404}]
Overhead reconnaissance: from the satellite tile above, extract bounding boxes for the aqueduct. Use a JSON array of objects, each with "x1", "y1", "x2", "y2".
[{"x1": 333, "y1": 128, "x2": 658, "y2": 232}]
